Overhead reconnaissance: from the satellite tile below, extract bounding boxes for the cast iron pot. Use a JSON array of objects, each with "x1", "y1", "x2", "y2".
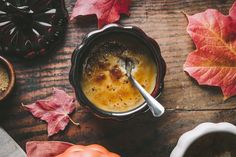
[{"x1": 69, "y1": 24, "x2": 166, "y2": 120}]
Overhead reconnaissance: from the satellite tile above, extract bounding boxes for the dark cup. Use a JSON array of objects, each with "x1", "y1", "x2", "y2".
[{"x1": 69, "y1": 24, "x2": 166, "y2": 120}]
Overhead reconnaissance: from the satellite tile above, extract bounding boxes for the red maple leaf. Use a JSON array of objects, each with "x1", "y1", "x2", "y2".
[
  {"x1": 26, "y1": 141, "x2": 73, "y2": 157},
  {"x1": 183, "y1": 2, "x2": 236, "y2": 100},
  {"x1": 70, "y1": 0, "x2": 131, "y2": 28},
  {"x1": 23, "y1": 88, "x2": 79, "y2": 136}
]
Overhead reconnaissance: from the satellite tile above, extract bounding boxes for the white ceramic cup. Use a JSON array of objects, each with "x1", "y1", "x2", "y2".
[{"x1": 170, "y1": 122, "x2": 236, "y2": 157}]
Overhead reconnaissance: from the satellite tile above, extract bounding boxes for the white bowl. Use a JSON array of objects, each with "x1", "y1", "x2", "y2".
[{"x1": 170, "y1": 122, "x2": 236, "y2": 157}]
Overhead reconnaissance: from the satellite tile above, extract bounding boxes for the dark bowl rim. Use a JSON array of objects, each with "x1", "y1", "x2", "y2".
[
  {"x1": 0, "y1": 56, "x2": 15, "y2": 102},
  {"x1": 69, "y1": 24, "x2": 166, "y2": 120}
]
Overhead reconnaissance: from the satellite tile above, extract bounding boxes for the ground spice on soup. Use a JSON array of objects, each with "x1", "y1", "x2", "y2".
[{"x1": 0, "y1": 64, "x2": 9, "y2": 93}]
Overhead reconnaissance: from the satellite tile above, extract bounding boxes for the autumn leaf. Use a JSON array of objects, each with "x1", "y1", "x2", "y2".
[
  {"x1": 26, "y1": 141, "x2": 73, "y2": 157},
  {"x1": 23, "y1": 88, "x2": 79, "y2": 136},
  {"x1": 70, "y1": 0, "x2": 131, "y2": 28},
  {"x1": 183, "y1": 2, "x2": 236, "y2": 100}
]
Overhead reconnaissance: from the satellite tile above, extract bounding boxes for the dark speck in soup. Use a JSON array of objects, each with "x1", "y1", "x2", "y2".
[
  {"x1": 95, "y1": 73, "x2": 106, "y2": 82},
  {"x1": 110, "y1": 65, "x2": 123, "y2": 80},
  {"x1": 184, "y1": 133, "x2": 236, "y2": 157}
]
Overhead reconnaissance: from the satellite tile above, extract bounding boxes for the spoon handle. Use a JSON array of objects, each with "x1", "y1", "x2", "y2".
[{"x1": 130, "y1": 77, "x2": 165, "y2": 117}]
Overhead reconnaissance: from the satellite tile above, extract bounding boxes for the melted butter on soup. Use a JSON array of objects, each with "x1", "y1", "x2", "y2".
[{"x1": 81, "y1": 46, "x2": 157, "y2": 112}]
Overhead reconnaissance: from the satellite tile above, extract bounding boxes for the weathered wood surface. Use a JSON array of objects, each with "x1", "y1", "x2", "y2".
[{"x1": 0, "y1": 0, "x2": 236, "y2": 157}]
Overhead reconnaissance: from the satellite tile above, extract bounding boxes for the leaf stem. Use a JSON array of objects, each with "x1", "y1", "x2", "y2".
[
  {"x1": 68, "y1": 116, "x2": 80, "y2": 126},
  {"x1": 181, "y1": 11, "x2": 188, "y2": 20}
]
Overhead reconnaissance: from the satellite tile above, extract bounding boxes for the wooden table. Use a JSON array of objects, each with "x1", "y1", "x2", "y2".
[{"x1": 1, "y1": 0, "x2": 236, "y2": 156}]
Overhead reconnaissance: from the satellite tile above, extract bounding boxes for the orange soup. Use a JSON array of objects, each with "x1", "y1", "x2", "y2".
[{"x1": 81, "y1": 42, "x2": 157, "y2": 112}]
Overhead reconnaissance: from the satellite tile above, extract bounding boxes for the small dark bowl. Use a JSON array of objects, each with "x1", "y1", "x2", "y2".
[
  {"x1": 0, "y1": 56, "x2": 15, "y2": 102},
  {"x1": 69, "y1": 24, "x2": 166, "y2": 120}
]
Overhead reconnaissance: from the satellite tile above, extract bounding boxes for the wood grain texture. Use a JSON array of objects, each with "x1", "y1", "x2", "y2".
[{"x1": 0, "y1": 0, "x2": 236, "y2": 157}]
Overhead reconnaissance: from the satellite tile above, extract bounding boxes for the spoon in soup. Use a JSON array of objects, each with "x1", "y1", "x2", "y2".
[{"x1": 125, "y1": 59, "x2": 165, "y2": 117}]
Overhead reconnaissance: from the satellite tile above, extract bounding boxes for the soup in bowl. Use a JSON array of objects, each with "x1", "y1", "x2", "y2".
[{"x1": 70, "y1": 24, "x2": 166, "y2": 120}]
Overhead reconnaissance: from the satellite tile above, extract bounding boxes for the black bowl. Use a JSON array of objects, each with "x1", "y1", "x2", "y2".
[{"x1": 69, "y1": 24, "x2": 166, "y2": 120}]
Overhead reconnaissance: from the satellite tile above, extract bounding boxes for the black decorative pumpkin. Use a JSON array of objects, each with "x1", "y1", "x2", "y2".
[{"x1": 0, "y1": 0, "x2": 68, "y2": 58}]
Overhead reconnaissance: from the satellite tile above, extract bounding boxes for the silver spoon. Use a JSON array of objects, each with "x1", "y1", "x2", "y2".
[{"x1": 125, "y1": 59, "x2": 165, "y2": 117}]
